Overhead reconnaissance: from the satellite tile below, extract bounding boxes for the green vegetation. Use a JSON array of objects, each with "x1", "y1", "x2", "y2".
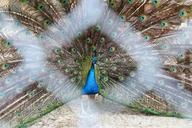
[
  {"x1": 103, "y1": 96, "x2": 187, "y2": 119},
  {"x1": 139, "y1": 108, "x2": 183, "y2": 118}
]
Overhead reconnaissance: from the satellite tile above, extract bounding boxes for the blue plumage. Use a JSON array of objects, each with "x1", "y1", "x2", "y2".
[{"x1": 82, "y1": 65, "x2": 99, "y2": 95}]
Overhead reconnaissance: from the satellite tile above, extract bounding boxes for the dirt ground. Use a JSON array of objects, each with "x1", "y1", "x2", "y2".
[
  {"x1": 30, "y1": 105, "x2": 192, "y2": 128},
  {"x1": 30, "y1": 98, "x2": 192, "y2": 128}
]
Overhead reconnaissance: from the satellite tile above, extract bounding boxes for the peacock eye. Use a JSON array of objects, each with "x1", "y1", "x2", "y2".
[
  {"x1": 112, "y1": 66, "x2": 117, "y2": 71},
  {"x1": 102, "y1": 76, "x2": 109, "y2": 82},
  {"x1": 152, "y1": 0, "x2": 159, "y2": 6},
  {"x1": 92, "y1": 46, "x2": 96, "y2": 52},
  {"x1": 73, "y1": 70, "x2": 78, "y2": 75},
  {"x1": 43, "y1": 19, "x2": 52, "y2": 27},
  {"x1": 27, "y1": 91, "x2": 36, "y2": 98},
  {"x1": 64, "y1": 68, "x2": 70, "y2": 73},
  {"x1": 139, "y1": 15, "x2": 147, "y2": 22},
  {"x1": 109, "y1": 47, "x2": 116, "y2": 53},
  {"x1": 104, "y1": 58, "x2": 109, "y2": 63},
  {"x1": 71, "y1": 48, "x2": 77, "y2": 53},
  {"x1": 108, "y1": 0, "x2": 115, "y2": 7},
  {"x1": 111, "y1": 32, "x2": 117, "y2": 38},
  {"x1": 77, "y1": 32, "x2": 82, "y2": 37},
  {"x1": 3, "y1": 41, "x2": 12, "y2": 48},
  {"x1": 120, "y1": 15, "x2": 126, "y2": 22},
  {"x1": 57, "y1": 59, "x2": 64, "y2": 65},
  {"x1": 101, "y1": 70, "x2": 107, "y2": 74},
  {"x1": 144, "y1": 35, "x2": 151, "y2": 41},
  {"x1": 118, "y1": 76, "x2": 124, "y2": 81},
  {"x1": 99, "y1": 37, "x2": 105, "y2": 43},
  {"x1": 160, "y1": 21, "x2": 168, "y2": 28},
  {"x1": 170, "y1": 66, "x2": 177, "y2": 73},
  {"x1": 179, "y1": 9, "x2": 187, "y2": 17},
  {"x1": 127, "y1": 0, "x2": 134, "y2": 4},
  {"x1": 19, "y1": 0, "x2": 29, "y2": 4},
  {"x1": 70, "y1": 78, "x2": 76, "y2": 83},
  {"x1": 95, "y1": 25, "x2": 101, "y2": 31},
  {"x1": 60, "y1": 0, "x2": 69, "y2": 5},
  {"x1": 86, "y1": 37, "x2": 92, "y2": 44},
  {"x1": 108, "y1": 19, "x2": 113, "y2": 25},
  {"x1": 37, "y1": 3, "x2": 45, "y2": 11},
  {"x1": 54, "y1": 48, "x2": 62, "y2": 54},
  {"x1": 1, "y1": 63, "x2": 10, "y2": 70},
  {"x1": 177, "y1": 53, "x2": 185, "y2": 60}
]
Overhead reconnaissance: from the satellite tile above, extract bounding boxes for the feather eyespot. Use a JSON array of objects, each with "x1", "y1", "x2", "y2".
[
  {"x1": 92, "y1": 46, "x2": 96, "y2": 52},
  {"x1": 118, "y1": 76, "x2": 124, "y2": 81},
  {"x1": 3, "y1": 41, "x2": 12, "y2": 48},
  {"x1": 108, "y1": 0, "x2": 115, "y2": 7},
  {"x1": 120, "y1": 15, "x2": 126, "y2": 22},
  {"x1": 73, "y1": 70, "x2": 79, "y2": 75},
  {"x1": 112, "y1": 66, "x2": 117, "y2": 71},
  {"x1": 37, "y1": 3, "x2": 45, "y2": 11},
  {"x1": 70, "y1": 78, "x2": 76, "y2": 83},
  {"x1": 169, "y1": 66, "x2": 177, "y2": 73},
  {"x1": 95, "y1": 25, "x2": 101, "y2": 31},
  {"x1": 43, "y1": 19, "x2": 52, "y2": 27},
  {"x1": 139, "y1": 15, "x2": 147, "y2": 22},
  {"x1": 152, "y1": 0, "x2": 160, "y2": 7},
  {"x1": 99, "y1": 37, "x2": 105, "y2": 43},
  {"x1": 1, "y1": 63, "x2": 9, "y2": 70},
  {"x1": 111, "y1": 32, "x2": 117, "y2": 38},
  {"x1": 108, "y1": 19, "x2": 113, "y2": 25},
  {"x1": 86, "y1": 38, "x2": 92, "y2": 44},
  {"x1": 54, "y1": 48, "x2": 62, "y2": 54},
  {"x1": 101, "y1": 70, "x2": 107, "y2": 75},
  {"x1": 77, "y1": 32, "x2": 82, "y2": 37},
  {"x1": 27, "y1": 91, "x2": 36, "y2": 98},
  {"x1": 19, "y1": 0, "x2": 29, "y2": 4},
  {"x1": 104, "y1": 58, "x2": 109, "y2": 63},
  {"x1": 70, "y1": 48, "x2": 77, "y2": 53},
  {"x1": 60, "y1": 0, "x2": 69, "y2": 5},
  {"x1": 144, "y1": 35, "x2": 151, "y2": 41},
  {"x1": 102, "y1": 76, "x2": 109, "y2": 82},
  {"x1": 177, "y1": 53, "x2": 185, "y2": 61},
  {"x1": 57, "y1": 59, "x2": 64, "y2": 65},
  {"x1": 160, "y1": 21, "x2": 169, "y2": 28},
  {"x1": 65, "y1": 68, "x2": 70, "y2": 73},
  {"x1": 109, "y1": 47, "x2": 116, "y2": 53},
  {"x1": 16, "y1": 111, "x2": 21, "y2": 117},
  {"x1": 179, "y1": 9, "x2": 187, "y2": 17},
  {"x1": 127, "y1": 0, "x2": 134, "y2": 4}
]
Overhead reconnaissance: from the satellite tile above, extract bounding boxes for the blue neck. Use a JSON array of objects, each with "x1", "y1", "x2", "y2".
[{"x1": 82, "y1": 65, "x2": 99, "y2": 95}]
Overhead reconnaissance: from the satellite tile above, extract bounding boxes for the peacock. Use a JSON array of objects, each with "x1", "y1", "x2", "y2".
[{"x1": 0, "y1": 0, "x2": 192, "y2": 127}]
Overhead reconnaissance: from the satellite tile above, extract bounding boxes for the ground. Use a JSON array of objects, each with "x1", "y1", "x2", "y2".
[{"x1": 30, "y1": 98, "x2": 192, "y2": 128}]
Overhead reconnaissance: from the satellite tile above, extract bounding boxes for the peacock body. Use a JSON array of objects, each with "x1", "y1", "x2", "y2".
[{"x1": 0, "y1": 0, "x2": 192, "y2": 127}]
